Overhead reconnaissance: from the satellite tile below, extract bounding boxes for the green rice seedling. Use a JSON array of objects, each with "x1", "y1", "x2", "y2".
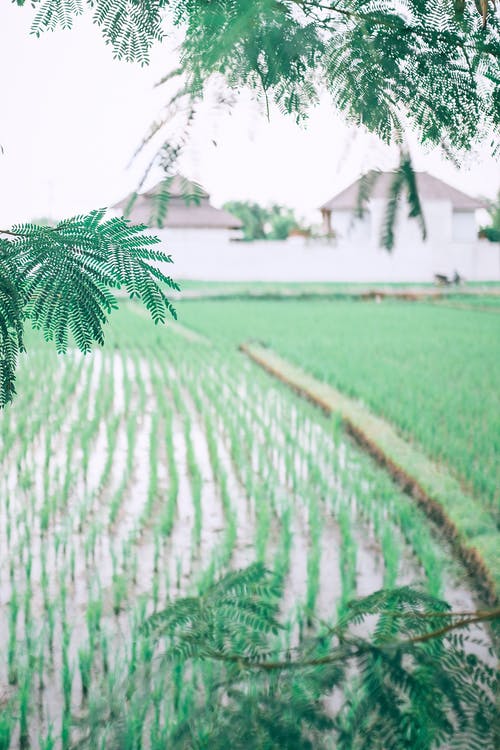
[
  {"x1": 39, "y1": 726, "x2": 55, "y2": 750},
  {"x1": 41, "y1": 432, "x2": 52, "y2": 511},
  {"x1": 17, "y1": 466, "x2": 33, "y2": 493},
  {"x1": 59, "y1": 572, "x2": 67, "y2": 620},
  {"x1": 86, "y1": 596, "x2": 102, "y2": 648},
  {"x1": 24, "y1": 545, "x2": 32, "y2": 584},
  {"x1": 78, "y1": 647, "x2": 93, "y2": 702},
  {"x1": 60, "y1": 431, "x2": 76, "y2": 512},
  {"x1": 394, "y1": 502, "x2": 443, "y2": 595},
  {"x1": 152, "y1": 569, "x2": 160, "y2": 611},
  {"x1": 46, "y1": 599, "x2": 55, "y2": 655},
  {"x1": 69, "y1": 547, "x2": 76, "y2": 583},
  {"x1": 108, "y1": 480, "x2": 125, "y2": 526},
  {"x1": 184, "y1": 413, "x2": 203, "y2": 550},
  {"x1": 126, "y1": 412, "x2": 137, "y2": 478},
  {"x1": 153, "y1": 530, "x2": 160, "y2": 574},
  {"x1": 8, "y1": 586, "x2": 19, "y2": 685},
  {"x1": 84, "y1": 521, "x2": 100, "y2": 566},
  {"x1": 80, "y1": 360, "x2": 109, "y2": 482},
  {"x1": 61, "y1": 621, "x2": 73, "y2": 715},
  {"x1": 176, "y1": 557, "x2": 182, "y2": 591},
  {"x1": 100, "y1": 632, "x2": 109, "y2": 675},
  {"x1": 338, "y1": 506, "x2": 357, "y2": 615},
  {"x1": 173, "y1": 662, "x2": 184, "y2": 714},
  {"x1": 5, "y1": 514, "x2": 11, "y2": 548},
  {"x1": 306, "y1": 494, "x2": 322, "y2": 623},
  {"x1": 160, "y1": 409, "x2": 178, "y2": 537},
  {"x1": 382, "y1": 524, "x2": 399, "y2": 587},
  {"x1": 99, "y1": 414, "x2": 120, "y2": 493},
  {"x1": 130, "y1": 549, "x2": 139, "y2": 586},
  {"x1": 19, "y1": 667, "x2": 31, "y2": 750},
  {"x1": 37, "y1": 636, "x2": 45, "y2": 694},
  {"x1": 0, "y1": 709, "x2": 14, "y2": 750},
  {"x1": 133, "y1": 352, "x2": 146, "y2": 414},
  {"x1": 273, "y1": 506, "x2": 292, "y2": 582},
  {"x1": 121, "y1": 352, "x2": 132, "y2": 414},
  {"x1": 141, "y1": 412, "x2": 159, "y2": 528},
  {"x1": 255, "y1": 486, "x2": 271, "y2": 564},
  {"x1": 218, "y1": 475, "x2": 237, "y2": 566},
  {"x1": 23, "y1": 589, "x2": 35, "y2": 669},
  {"x1": 112, "y1": 571, "x2": 128, "y2": 615},
  {"x1": 40, "y1": 499, "x2": 50, "y2": 534},
  {"x1": 61, "y1": 711, "x2": 71, "y2": 750}
]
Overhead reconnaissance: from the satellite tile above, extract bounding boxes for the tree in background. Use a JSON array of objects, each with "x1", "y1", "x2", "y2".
[
  {"x1": 480, "y1": 190, "x2": 500, "y2": 242},
  {"x1": 223, "y1": 202, "x2": 308, "y2": 241}
]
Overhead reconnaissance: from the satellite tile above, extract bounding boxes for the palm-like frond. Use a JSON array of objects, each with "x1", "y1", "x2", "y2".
[
  {"x1": 74, "y1": 564, "x2": 498, "y2": 750},
  {"x1": 0, "y1": 242, "x2": 25, "y2": 406},
  {"x1": 0, "y1": 212, "x2": 178, "y2": 402},
  {"x1": 143, "y1": 563, "x2": 282, "y2": 662}
]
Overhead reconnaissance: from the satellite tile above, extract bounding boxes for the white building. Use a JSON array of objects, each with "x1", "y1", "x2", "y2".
[
  {"x1": 111, "y1": 172, "x2": 499, "y2": 283},
  {"x1": 319, "y1": 171, "x2": 500, "y2": 282},
  {"x1": 112, "y1": 175, "x2": 243, "y2": 253}
]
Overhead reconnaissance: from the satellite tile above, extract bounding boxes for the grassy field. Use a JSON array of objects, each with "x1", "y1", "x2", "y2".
[
  {"x1": 0, "y1": 305, "x2": 478, "y2": 745},
  {"x1": 178, "y1": 298, "x2": 500, "y2": 518}
]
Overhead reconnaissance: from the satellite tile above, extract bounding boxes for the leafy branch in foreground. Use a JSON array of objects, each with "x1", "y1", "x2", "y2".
[
  {"x1": 73, "y1": 564, "x2": 498, "y2": 750},
  {"x1": 0, "y1": 210, "x2": 178, "y2": 406}
]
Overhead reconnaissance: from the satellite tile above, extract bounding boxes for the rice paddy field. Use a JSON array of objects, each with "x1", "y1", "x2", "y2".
[
  {"x1": 179, "y1": 297, "x2": 500, "y2": 519},
  {"x1": 0, "y1": 301, "x2": 490, "y2": 746},
  {"x1": 0, "y1": 296, "x2": 497, "y2": 746}
]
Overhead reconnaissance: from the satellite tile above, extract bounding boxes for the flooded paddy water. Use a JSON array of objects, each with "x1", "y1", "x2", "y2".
[{"x1": 0, "y1": 310, "x2": 489, "y2": 745}]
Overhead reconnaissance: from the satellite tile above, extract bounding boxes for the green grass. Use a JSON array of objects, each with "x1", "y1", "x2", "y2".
[{"x1": 178, "y1": 298, "x2": 500, "y2": 517}]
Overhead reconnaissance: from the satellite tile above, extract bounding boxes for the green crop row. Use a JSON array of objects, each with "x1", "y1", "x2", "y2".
[
  {"x1": 178, "y1": 298, "x2": 500, "y2": 518},
  {"x1": 0, "y1": 305, "x2": 484, "y2": 745}
]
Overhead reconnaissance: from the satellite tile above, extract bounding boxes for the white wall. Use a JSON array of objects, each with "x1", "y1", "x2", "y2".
[
  {"x1": 330, "y1": 210, "x2": 372, "y2": 244},
  {"x1": 452, "y1": 211, "x2": 477, "y2": 243},
  {"x1": 155, "y1": 229, "x2": 500, "y2": 283}
]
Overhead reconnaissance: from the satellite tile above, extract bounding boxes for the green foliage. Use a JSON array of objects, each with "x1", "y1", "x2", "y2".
[
  {"x1": 74, "y1": 564, "x2": 498, "y2": 749},
  {"x1": 357, "y1": 154, "x2": 428, "y2": 251},
  {"x1": 27, "y1": 0, "x2": 166, "y2": 64},
  {"x1": 0, "y1": 211, "x2": 178, "y2": 405},
  {"x1": 480, "y1": 189, "x2": 500, "y2": 241},
  {"x1": 223, "y1": 201, "x2": 306, "y2": 241},
  {"x1": 170, "y1": 1, "x2": 498, "y2": 152},
  {"x1": 179, "y1": 298, "x2": 500, "y2": 518},
  {"x1": 143, "y1": 563, "x2": 282, "y2": 661}
]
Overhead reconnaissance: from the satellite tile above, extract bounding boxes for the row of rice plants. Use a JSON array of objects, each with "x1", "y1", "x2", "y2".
[
  {"x1": 0, "y1": 306, "x2": 480, "y2": 745},
  {"x1": 178, "y1": 298, "x2": 500, "y2": 517}
]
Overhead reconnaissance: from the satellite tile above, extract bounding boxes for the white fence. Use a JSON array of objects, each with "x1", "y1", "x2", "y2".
[{"x1": 157, "y1": 232, "x2": 500, "y2": 283}]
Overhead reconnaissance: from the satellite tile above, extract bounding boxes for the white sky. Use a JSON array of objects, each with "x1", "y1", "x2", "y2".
[{"x1": 1, "y1": 3, "x2": 499, "y2": 227}]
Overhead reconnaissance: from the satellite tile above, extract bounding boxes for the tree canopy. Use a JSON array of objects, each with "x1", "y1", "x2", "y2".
[
  {"x1": 223, "y1": 202, "x2": 308, "y2": 241},
  {"x1": 18, "y1": 0, "x2": 500, "y2": 157},
  {"x1": 480, "y1": 190, "x2": 500, "y2": 241}
]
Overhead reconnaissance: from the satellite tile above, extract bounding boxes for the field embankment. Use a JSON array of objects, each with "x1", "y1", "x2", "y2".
[
  {"x1": 241, "y1": 342, "x2": 498, "y2": 604},
  {"x1": 178, "y1": 298, "x2": 500, "y2": 520}
]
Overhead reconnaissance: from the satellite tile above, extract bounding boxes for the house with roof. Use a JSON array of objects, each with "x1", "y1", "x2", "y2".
[
  {"x1": 110, "y1": 171, "x2": 498, "y2": 282},
  {"x1": 319, "y1": 171, "x2": 498, "y2": 281},
  {"x1": 111, "y1": 175, "x2": 243, "y2": 254}
]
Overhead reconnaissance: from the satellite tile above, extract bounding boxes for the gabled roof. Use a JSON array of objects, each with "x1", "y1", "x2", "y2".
[
  {"x1": 320, "y1": 171, "x2": 485, "y2": 212},
  {"x1": 111, "y1": 176, "x2": 242, "y2": 230}
]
